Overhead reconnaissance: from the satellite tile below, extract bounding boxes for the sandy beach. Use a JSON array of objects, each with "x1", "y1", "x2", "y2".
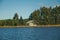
[{"x1": 0, "y1": 25, "x2": 60, "y2": 28}]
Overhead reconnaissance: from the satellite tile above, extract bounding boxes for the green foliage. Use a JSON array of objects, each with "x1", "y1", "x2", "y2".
[
  {"x1": 0, "y1": 13, "x2": 26, "y2": 26},
  {"x1": 0, "y1": 6, "x2": 60, "y2": 26},
  {"x1": 13, "y1": 13, "x2": 19, "y2": 20},
  {"x1": 29, "y1": 6, "x2": 60, "y2": 25},
  {"x1": 19, "y1": 16, "x2": 25, "y2": 25},
  {"x1": 29, "y1": 10, "x2": 40, "y2": 24}
]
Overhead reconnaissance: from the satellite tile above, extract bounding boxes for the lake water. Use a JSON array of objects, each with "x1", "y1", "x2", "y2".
[{"x1": 0, "y1": 27, "x2": 60, "y2": 40}]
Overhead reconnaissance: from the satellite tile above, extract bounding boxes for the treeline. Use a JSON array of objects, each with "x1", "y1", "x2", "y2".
[
  {"x1": 0, "y1": 6, "x2": 60, "y2": 26},
  {"x1": 29, "y1": 6, "x2": 60, "y2": 25},
  {"x1": 0, "y1": 13, "x2": 27, "y2": 26}
]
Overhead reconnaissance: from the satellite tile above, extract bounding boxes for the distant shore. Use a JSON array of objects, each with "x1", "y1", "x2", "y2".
[{"x1": 0, "y1": 25, "x2": 60, "y2": 28}]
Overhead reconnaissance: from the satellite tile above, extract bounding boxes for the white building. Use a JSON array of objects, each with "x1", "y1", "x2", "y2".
[{"x1": 26, "y1": 20, "x2": 37, "y2": 26}]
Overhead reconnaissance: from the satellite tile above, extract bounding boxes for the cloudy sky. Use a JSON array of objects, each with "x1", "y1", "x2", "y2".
[{"x1": 0, "y1": 0, "x2": 60, "y2": 19}]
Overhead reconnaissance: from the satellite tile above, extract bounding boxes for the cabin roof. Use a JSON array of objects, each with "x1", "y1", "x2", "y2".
[{"x1": 26, "y1": 20, "x2": 35, "y2": 24}]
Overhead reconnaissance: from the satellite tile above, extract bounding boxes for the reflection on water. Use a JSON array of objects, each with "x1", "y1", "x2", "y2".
[{"x1": 0, "y1": 27, "x2": 60, "y2": 40}]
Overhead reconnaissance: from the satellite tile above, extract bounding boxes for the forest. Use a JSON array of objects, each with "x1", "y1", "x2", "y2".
[{"x1": 0, "y1": 6, "x2": 60, "y2": 26}]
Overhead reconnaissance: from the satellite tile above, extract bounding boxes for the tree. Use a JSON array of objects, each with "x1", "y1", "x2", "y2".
[
  {"x1": 54, "y1": 6, "x2": 60, "y2": 24},
  {"x1": 19, "y1": 16, "x2": 25, "y2": 25},
  {"x1": 13, "y1": 13, "x2": 19, "y2": 26},
  {"x1": 40, "y1": 7, "x2": 53, "y2": 24},
  {"x1": 29, "y1": 6, "x2": 60, "y2": 25},
  {"x1": 29, "y1": 10, "x2": 40, "y2": 20},
  {"x1": 29, "y1": 10, "x2": 40, "y2": 25},
  {"x1": 13, "y1": 13, "x2": 19, "y2": 20}
]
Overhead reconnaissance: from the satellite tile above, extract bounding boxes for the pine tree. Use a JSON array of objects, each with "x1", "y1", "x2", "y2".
[{"x1": 13, "y1": 13, "x2": 19, "y2": 20}]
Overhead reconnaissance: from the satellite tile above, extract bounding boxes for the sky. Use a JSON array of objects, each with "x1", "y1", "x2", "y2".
[{"x1": 0, "y1": 0, "x2": 60, "y2": 20}]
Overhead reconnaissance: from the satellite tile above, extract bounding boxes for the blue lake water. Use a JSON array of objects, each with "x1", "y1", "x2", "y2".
[{"x1": 0, "y1": 27, "x2": 60, "y2": 40}]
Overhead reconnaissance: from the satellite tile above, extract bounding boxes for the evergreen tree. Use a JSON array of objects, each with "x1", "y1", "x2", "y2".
[
  {"x1": 13, "y1": 13, "x2": 19, "y2": 20},
  {"x1": 29, "y1": 10, "x2": 40, "y2": 24},
  {"x1": 13, "y1": 13, "x2": 19, "y2": 26},
  {"x1": 29, "y1": 6, "x2": 60, "y2": 25},
  {"x1": 19, "y1": 16, "x2": 24, "y2": 25}
]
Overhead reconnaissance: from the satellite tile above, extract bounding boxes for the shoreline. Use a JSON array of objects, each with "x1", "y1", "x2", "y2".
[{"x1": 0, "y1": 25, "x2": 60, "y2": 28}]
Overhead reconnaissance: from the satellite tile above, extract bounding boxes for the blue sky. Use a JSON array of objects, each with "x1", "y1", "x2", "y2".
[{"x1": 0, "y1": 0, "x2": 60, "y2": 20}]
